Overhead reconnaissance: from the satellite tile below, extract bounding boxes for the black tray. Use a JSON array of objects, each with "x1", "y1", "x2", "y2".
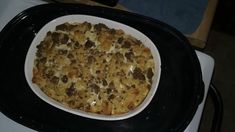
[{"x1": 0, "y1": 4, "x2": 204, "y2": 132}]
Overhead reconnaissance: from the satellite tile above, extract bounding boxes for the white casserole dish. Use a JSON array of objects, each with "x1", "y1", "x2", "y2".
[{"x1": 24, "y1": 15, "x2": 161, "y2": 120}]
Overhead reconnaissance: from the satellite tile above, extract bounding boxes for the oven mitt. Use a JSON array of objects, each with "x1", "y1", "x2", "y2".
[{"x1": 119, "y1": 0, "x2": 208, "y2": 34}]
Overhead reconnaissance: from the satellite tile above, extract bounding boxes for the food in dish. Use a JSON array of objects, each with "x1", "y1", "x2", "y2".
[{"x1": 32, "y1": 21, "x2": 155, "y2": 115}]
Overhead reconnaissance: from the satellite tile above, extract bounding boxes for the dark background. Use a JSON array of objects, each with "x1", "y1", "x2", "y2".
[
  {"x1": 199, "y1": 0, "x2": 235, "y2": 131},
  {"x1": 212, "y1": 0, "x2": 235, "y2": 35}
]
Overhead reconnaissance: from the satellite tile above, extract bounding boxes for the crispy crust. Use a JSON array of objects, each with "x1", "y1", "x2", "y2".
[{"x1": 33, "y1": 22, "x2": 155, "y2": 115}]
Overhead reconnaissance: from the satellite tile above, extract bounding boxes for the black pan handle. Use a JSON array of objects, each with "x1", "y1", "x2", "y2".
[
  {"x1": 51, "y1": 0, "x2": 119, "y2": 7},
  {"x1": 91, "y1": 0, "x2": 119, "y2": 7}
]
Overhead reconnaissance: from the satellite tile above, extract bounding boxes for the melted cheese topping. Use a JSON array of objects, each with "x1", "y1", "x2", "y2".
[{"x1": 32, "y1": 22, "x2": 155, "y2": 115}]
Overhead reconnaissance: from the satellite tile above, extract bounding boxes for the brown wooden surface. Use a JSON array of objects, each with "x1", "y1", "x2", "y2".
[{"x1": 186, "y1": 0, "x2": 218, "y2": 48}]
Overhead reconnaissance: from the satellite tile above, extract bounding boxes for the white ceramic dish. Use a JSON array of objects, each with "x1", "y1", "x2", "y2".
[{"x1": 24, "y1": 15, "x2": 161, "y2": 121}]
